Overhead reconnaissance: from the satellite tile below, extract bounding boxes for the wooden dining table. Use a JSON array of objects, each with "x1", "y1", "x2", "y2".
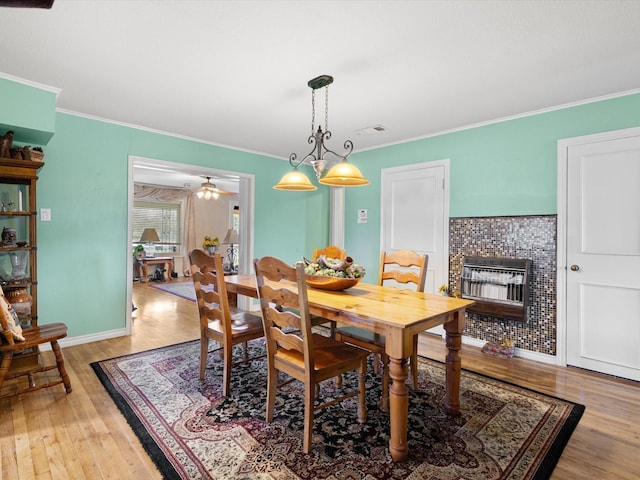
[{"x1": 224, "y1": 274, "x2": 475, "y2": 462}]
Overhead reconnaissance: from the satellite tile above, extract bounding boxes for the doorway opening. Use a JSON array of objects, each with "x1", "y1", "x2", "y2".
[{"x1": 126, "y1": 155, "x2": 255, "y2": 332}]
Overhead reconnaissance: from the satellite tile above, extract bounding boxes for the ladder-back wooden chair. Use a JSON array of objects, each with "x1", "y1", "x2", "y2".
[
  {"x1": 253, "y1": 256, "x2": 368, "y2": 454},
  {"x1": 335, "y1": 249, "x2": 428, "y2": 411},
  {"x1": 189, "y1": 248, "x2": 217, "y2": 274},
  {"x1": 310, "y1": 246, "x2": 347, "y2": 337},
  {"x1": 0, "y1": 288, "x2": 72, "y2": 399},
  {"x1": 312, "y1": 245, "x2": 347, "y2": 262},
  {"x1": 190, "y1": 248, "x2": 238, "y2": 307},
  {"x1": 191, "y1": 252, "x2": 264, "y2": 396}
]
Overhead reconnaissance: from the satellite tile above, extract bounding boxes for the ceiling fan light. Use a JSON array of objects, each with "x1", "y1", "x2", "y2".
[
  {"x1": 319, "y1": 160, "x2": 370, "y2": 186},
  {"x1": 274, "y1": 168, "x2": 317, "y2": 191},
  {"x1": 196, "y1": 176, "x2": 232, "y2": 199}
]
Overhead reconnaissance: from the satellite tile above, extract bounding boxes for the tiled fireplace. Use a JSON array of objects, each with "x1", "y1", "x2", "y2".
[{"x1": 448, "y1": 215, "x2": 557, "y2": 356}]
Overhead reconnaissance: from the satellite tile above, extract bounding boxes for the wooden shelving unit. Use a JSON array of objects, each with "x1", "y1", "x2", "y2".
[{"x1": 0, "y1": 157, "x2": 44, "y2": 372}]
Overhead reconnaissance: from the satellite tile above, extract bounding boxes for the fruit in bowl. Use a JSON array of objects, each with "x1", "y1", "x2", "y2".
[{"x1": 302, "y1": 256, "x2": 365, "y2": 291}]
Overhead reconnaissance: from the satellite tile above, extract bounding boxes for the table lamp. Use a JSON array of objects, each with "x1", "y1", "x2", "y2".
[
  {"x1": 223, "y1": 228, "x2": 239, "y2": 272},
  {"x1": 140, "y1": 228, "x2": 160, "y2": 257}
]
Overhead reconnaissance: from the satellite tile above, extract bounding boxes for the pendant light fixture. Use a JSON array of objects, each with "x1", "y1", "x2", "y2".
[{"x1": 274, "y1": 75, "x2": 370, "y2": 190}]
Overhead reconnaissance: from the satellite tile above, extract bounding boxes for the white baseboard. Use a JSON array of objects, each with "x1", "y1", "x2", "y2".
[{"x1": 39, "y1": 328, "x2": 129, "y2": 351}]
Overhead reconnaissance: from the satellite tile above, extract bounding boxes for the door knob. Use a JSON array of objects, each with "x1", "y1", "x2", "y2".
[{"x1": 570, "y1": 265, "x2": 580, "y2": 271}]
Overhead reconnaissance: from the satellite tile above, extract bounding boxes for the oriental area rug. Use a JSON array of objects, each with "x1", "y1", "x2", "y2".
[
  {"x1": 150, "y1": 281, "x2": 199, "y2": 301},
  {"x1": 91, "y1": 340, "x2": 584, "y2": 480}
]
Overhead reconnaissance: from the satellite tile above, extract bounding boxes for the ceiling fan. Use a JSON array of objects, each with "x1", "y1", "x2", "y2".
[{"x1": 196, "y1": 176, "x2": 232, "y2": 200}]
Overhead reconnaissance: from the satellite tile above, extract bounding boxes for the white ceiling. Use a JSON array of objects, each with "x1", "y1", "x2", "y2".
[{"x1": 1, "y1": 0, "x2": 640, "y2": 192}]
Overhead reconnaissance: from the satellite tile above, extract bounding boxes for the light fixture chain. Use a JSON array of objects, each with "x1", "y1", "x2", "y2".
[
  {"x1": 311, "y1": 88, "x2": 316, "y2": 134},
  {"x1": 324, "y1": 85, "x2": 329, "y2": 131}
]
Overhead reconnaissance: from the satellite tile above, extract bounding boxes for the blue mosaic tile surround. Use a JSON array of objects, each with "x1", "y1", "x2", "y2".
[{"x1": 448, "y1": 215, "x2": 557, "y2": 356}]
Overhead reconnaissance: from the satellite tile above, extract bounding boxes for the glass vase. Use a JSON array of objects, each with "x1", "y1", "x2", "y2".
[{"x1": 9, "y1": 250, "x2": 28, "y2": 279}]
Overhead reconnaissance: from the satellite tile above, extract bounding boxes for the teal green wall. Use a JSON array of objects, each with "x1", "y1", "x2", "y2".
[
  {"x1": 38, "y1": 113, "x2": 329, "y2": 336},
  {"x1": 0, "y1": 75, "x2": 328, "y2": 337},
  {"x1": 0, "y1": 77, "x2": 56, "y2": 145},
  {"x1": 2, "y1": 76, "x2": 639, "y2": 340},
  {"x1": 343, "y1": 94, "x2": 640, "y2": 279}
]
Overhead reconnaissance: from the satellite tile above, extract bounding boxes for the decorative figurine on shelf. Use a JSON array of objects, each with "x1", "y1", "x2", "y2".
[
  {"x1": 5, "y1": 285, "x2": 32, "y2": 321},
  {"x1": 21, "y1": 145, "x2": 31, "y2": 161},
  {"x1": 31, "y1": 146, "x2": 44, "y2": 161},
  {"x1": 0, "y1": 201, "x2": 15, "y2": 212},
  {"x1": 1, "y1": 227, "x2": 17, "y2": 246},
  {"x1": 0, "y1": 131, "x2": 14, "y2": 158}
]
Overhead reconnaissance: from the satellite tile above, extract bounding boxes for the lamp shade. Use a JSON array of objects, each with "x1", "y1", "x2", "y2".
[
  {"x1": 319, "y1": 160, "x2": 370, "y2": 186},
  {"x1": 273, "y1": 168, "x2": 317, "y2": 191},
  {"x1": 223, "y1": 228, "x2": 239, "y2": 244},
  {"x1": 139, "y1": 228, "x2": 160, "y2": 242}
]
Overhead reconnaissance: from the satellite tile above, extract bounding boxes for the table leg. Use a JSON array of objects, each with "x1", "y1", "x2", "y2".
[
  {"x1": 134, "y1": 262, "x2": 142, "y2": 282},
  {"x1": 164, "y1": 261, "x2": 174, "y2": 281},
  {"x1": 141, "y1": 263, "x2": 149, "y2": 283},
  {"x1": 443, "y1": 310, "x2": 465, "y2": 416},
  {"x1": 388, "y1": 356, "x2": 409, "y2": 461}
]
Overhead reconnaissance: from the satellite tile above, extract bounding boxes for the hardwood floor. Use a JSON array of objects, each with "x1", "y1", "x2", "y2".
[{"x1": 1, "y1": 278, "x2": 638, "y2": 479}]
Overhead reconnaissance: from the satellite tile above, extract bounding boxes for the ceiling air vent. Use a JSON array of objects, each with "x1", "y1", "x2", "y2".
[{"x1": 354, "y1": 125, "x2": 387, "y2": 135}]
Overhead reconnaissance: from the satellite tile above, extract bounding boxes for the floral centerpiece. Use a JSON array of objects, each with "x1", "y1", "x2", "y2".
[
  {"x1": 302, "y1": 256, "x2": 365, "y2": 291},
  {"x1": 202, "y1": 235, "x2": 219, "y2": 254}
]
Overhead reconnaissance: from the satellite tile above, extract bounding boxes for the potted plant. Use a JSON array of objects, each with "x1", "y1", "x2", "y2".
[
  {"x1": 133, "y1": 244, "x2": 145, "y2": 259},
  {"x1": 202, "y1": 236, "x2": 219, "y2": 254}
]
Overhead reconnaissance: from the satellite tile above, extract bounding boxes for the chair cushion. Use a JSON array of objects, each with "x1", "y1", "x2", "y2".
[
  {"x1": 276, "y1": 333, "x2": 368, "y2": 372},
  {"x1": 206, "y1": 311, "x2": 264, "y2": 337}
]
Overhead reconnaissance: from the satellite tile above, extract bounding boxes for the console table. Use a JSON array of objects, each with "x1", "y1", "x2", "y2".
[{"x1": 136, "y1": 257, "x2": 174, "y2": 283}]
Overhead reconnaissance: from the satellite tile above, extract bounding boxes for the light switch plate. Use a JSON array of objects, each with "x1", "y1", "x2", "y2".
[
  {"x1": 40, "y1": 208, "x2": 51, "y2": 221},
  {"x1": 357, "y1": 209, "x2": 368, "y2": 224}
]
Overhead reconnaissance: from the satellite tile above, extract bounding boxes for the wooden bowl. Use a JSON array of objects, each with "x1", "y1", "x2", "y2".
[{"x1": 305, "y1": 275, "x2": 362, "y2": 291}]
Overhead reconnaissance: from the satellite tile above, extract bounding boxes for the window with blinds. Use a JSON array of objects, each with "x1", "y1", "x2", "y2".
[{"x1": 132, "y1": 200, "x2": 181, "y2": 253}]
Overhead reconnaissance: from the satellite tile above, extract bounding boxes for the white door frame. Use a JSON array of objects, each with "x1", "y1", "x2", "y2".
[
  {"x1": 556, "y1": 126, "x2": 640, "y2": 366},
  {"x1": 127, "y1": 156, "x2": 255, "y2": 332}
]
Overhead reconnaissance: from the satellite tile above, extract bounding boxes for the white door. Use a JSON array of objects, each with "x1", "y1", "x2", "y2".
[
  {"x1": 564, "y1": 133, "x2": 640, "y2": 381},
  {"x1": 381, "y1": 161, "x2": 449, "y2": 333}
]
